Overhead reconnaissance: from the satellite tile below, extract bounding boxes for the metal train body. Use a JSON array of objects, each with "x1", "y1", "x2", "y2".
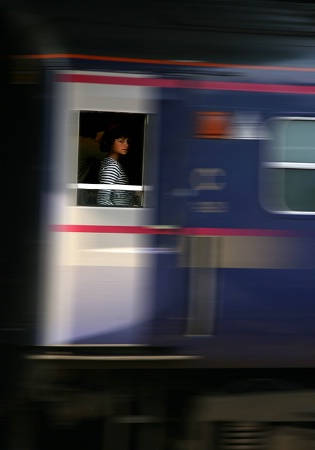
[{"x1": 31, "y1": 55, "x2": 315, "y2": 366}]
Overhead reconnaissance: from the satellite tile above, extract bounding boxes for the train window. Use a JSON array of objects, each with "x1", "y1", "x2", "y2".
[
  {"x1": 77, "y1": 111, "x2": 146, "y2": 207},
  {"x1": 261, "y1": 118, "x2": 315, "y2": 213}
]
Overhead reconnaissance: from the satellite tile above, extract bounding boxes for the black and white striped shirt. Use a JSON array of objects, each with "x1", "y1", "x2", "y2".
[{"x1": 97, "y1": 157, "x2": 136, "y2": 207}]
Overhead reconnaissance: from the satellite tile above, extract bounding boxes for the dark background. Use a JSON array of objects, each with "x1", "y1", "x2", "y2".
[{"x1": 2, "y1": 0, "x2": 315, "y2": 64}]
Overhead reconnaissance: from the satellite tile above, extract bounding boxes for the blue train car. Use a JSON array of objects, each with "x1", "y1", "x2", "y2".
[
  {"x1": 16, "y1": 56, "x2": 313, "y2": 368},
  {"x1": 150, "y1": 69, "x2": 315, "y2": 365}
]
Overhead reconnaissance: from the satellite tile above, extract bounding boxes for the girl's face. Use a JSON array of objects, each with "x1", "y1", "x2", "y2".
[{"x1": 111, "y1": 137, "x2": 129, "y2": 156}]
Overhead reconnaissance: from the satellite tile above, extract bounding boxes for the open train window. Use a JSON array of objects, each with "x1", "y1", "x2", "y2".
[
  {"x1": 261, "y1": 118, "x2": 315, "y2": 214},
  {"x1": 77, "y1": 111, "x2": 146, "y2": 207}
]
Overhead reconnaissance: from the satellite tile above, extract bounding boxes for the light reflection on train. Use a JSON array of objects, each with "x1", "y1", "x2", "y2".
[{"x1": 38, "y1": 64, "x2": 315, "y2": 366}]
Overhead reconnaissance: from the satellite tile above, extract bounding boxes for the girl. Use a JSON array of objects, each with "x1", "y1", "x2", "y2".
[{"x1": 97, "y1": 124, "x2": 139, "y2": 207}]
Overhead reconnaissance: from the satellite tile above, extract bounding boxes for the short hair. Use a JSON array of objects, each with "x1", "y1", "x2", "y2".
[{"x1": 100, "y1": 124, "x2": 130, "y2": 152}]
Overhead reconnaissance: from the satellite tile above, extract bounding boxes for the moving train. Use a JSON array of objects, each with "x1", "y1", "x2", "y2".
[
  {"x1": 3, "y1": 1, "x2": 315, "y2": 368},
  {"x1": 23, "y1": 55, "x2": 315, "y2": 368},
  {"x1": 4, "y1": 3, "x2": 315, "y2": 449}
]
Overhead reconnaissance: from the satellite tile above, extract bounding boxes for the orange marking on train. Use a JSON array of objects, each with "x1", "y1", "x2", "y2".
[
  {"x1": 194, "y1": 112, "x2": 231, "y2": 139},
  {"x1": 12, "y1": 54, "x2": 315, "y2": 72}
]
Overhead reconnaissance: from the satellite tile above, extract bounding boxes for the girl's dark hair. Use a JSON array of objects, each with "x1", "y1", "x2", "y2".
[{"x1": 100, "y1": 123, "x2": 130, "y2": 152}]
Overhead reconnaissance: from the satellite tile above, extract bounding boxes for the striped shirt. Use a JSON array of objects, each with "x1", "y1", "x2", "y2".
[{"x1": 97, "y1": 157, "x2": 136, "y2": 207}]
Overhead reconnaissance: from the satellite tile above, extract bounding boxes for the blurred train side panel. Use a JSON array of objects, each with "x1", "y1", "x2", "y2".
[
  {"x1": 19, "y1": 60, "x2": 315, "y2": 367},
  {"x1": 152, "y1": 74, "x2": 315, "y2": 365}
]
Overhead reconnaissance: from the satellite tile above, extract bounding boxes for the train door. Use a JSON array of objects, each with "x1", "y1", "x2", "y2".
[
  {"x1": 152, "y1": 87, "x2": 238, "y2": 345},
  {"x1": 150, "y1": 90, "x2": 193, "y2": 342},
  {"x1": 178, "y1": 92, "x2": 261, "y2": 340},
  {"x1": 39, "y1": 71, "x2": 158, "y2": 346},
  {"x1": 152, "y1": 86, "x2": 259, "y2": 349}
]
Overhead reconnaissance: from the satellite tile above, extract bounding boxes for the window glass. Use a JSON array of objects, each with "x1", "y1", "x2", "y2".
[
  {"x1": 285, "y1": 169, "x2": 315, "y2": 211},
  {"x1": 284, "y1": 121, "x2": 315, "y2": 163},
  {"x1": 262, "y1": 118, "x2": 315, "y2": 213},
  {"x1": 77, "y1": 111, "x2": 146, "y2": 207},
  {"x1": 265, "y1": 120, "x2": 287, "y2": 163}
]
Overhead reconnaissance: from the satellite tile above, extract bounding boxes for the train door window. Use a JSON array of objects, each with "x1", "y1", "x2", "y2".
[
  {"x1": 261, "y1": 118, "x2": 315, "y2": 213},
  {"x1": 77, "y1": 111, "x2": 146, "y2": 207}
]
